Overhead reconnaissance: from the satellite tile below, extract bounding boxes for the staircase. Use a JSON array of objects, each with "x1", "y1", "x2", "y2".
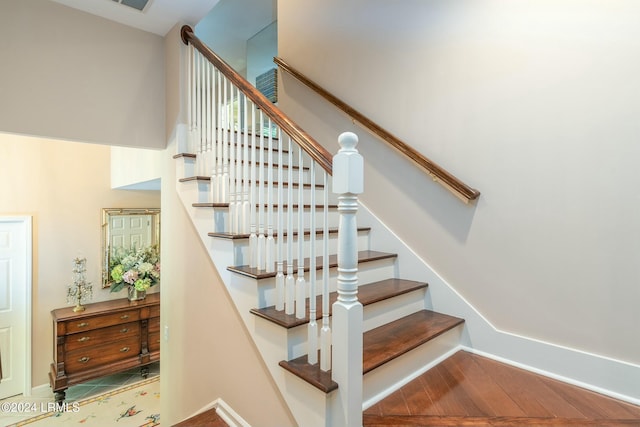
[
  {"x1": 176, "y1": 26, "x2": 467, "y2": 426},
  {"x1": 174, "y1": 143, "x2": 466, "y2": 426}
]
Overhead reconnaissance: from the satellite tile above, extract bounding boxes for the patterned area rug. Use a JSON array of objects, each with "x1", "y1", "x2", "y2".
[{"x1": 8, "y1": 377, "x2": 160, "y2": 427}]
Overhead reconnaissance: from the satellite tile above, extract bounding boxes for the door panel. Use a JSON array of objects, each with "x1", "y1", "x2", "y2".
[
  {"x1": 0, "y1": 218, "x2": 29, "y2": 399},
  {"x1": 110, "y1": 215, "x2": 152, "y2": 251}
]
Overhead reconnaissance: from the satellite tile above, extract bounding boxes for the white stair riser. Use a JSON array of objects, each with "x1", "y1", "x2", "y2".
[
  {"x1": 194, "y1": 147, "x2": 314, "y2": 171},
  {"x1": 363, "y1": 289, "x2": 427, "y2": 332},
  {"x1": 277, "y1": 289, "x2": 428, "y2": 360},
  {"x1": 255, "y1": 259, "x2": 397, "y2": 309},
  {"x1": 177, "y1": 154, "x2": 315, "y2": 184},
  {"x1": 180, "y1": 179, "x2": 212, "y2": 204},
  {"x1": 188, "y1": 179, "x2": 335, "y2": 206},
  {"x1": 176, "y1": 156, "x2": 196, "y2": 180},
  {"x1": 208, "y1": 208, "x2": 342, "y2": 234},
  {"x1": 223, "y1": 230, "x2": 370, "y2": 266}
]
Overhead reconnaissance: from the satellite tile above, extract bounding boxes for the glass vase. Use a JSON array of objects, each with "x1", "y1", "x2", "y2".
[{"x1": 127, "y1": 286, "x2": 146, "y2": 302}]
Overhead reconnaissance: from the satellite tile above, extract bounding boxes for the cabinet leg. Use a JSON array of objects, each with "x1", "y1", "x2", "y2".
[
  {"x1": 141, "y1": 366, "x2": 149, "y2": 379},
  {"x1": 54, "y1": 390, "x2": 66, "y2": 403}
]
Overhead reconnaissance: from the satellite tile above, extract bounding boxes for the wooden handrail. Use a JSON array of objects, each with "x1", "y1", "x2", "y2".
[
  {"x1": 181, "y1": 26, "x2": 332, "y2": 175},
  {"x1": 274, "y1": 57, "x2": 480, "y2": 204}
]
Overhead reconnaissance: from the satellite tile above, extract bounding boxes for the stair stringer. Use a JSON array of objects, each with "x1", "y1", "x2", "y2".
[{"x1": 175, "y1": 170, "x2": 341, "y2": 426}]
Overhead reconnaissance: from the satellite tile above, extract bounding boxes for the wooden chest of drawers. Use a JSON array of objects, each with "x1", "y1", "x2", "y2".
[{"x1": 49, "y1": 293, "x2": 160, "y2": 401}]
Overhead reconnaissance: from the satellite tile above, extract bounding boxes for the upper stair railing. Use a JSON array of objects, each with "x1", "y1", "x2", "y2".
[
  {"x1": 181, "y1": 26, "x2": 362, "y2": 426},
  {"x1": 274, "y1": 57, "x2": 480, "y2": 204}
]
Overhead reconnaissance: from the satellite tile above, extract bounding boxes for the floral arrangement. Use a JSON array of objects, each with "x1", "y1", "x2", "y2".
[{"x1": 109, "y1": 244, "x2": 160, "y2": 293}]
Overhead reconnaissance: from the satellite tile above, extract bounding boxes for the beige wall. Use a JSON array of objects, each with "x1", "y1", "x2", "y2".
[
  {"x1": 278, "y1": 0, "x2": 640, "y2": 365},
  {"x1": 0, "y1": 133, "x2": 160, "y2": 388},
  {"x1": 0, "y1": 0, "x2": 165, "y2": 149}
]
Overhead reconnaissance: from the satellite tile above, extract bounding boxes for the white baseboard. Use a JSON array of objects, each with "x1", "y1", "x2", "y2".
[
  {"x1": 31, "y1": 383, "x2": 54, "y2": 399},
  {"x1": 463, "y1": 343, "x2": 640, "y2": 407},
  {"x1": 214, "y1": 398, "x2": 252, "y2": 427}
]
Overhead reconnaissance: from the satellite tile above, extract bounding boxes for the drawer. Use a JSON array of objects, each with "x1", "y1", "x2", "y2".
[
  {"x1": 64, "y1": 310, "x2": 140, "y2": 334},
  {"x1": 64, "y1": 322, "x2": 140, "y2": 352},
  {"x1": 149, "y1": 304, "x2": 160, "y2": 318},
  {"x1": 148, "y1": 317, "x2": 160, "y2": 334},
  {"x1": 66, "y1": 337, "x2": 141, "y2": 374},
  {"x1": 149, "y1": 331, "x2": 161, "y2": 353}
]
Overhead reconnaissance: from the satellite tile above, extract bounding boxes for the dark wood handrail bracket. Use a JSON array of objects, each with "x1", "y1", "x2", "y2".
[
  {"x1": 181, "y1": 26, "x2": 332, "y2": 175},
  {"x1": 274, "y1": 57, "x2": 480, "y2": 204}
]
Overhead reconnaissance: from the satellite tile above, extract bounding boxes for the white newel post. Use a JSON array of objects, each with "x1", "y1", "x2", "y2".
[{"x1": 332, "y1": 132, "x2": 363, "y2": 427}]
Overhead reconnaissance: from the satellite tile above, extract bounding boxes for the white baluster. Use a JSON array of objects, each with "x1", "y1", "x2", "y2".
[
  {"x1": 234, "y1": 94, "x2": 243, "y2": 234},
  {"x1": 295, "y1": 146, "x2": 306, "y2": 319},
  {"x1": 206, "y1": 61, "x2": 213, "y2": 193},
  {"x1": 228, "y1": 85, "x2": 236, "y2": 234},
  {"x1": 221, "y1": 77, "x2": 229, "y2": 204},
  {"x1": 320, "y1": 171, "x2": 331, "y2": 372},
  {"x1": 265, "y1": 121, "x2": 275, "y2": 273},
  {"x1": 195, "y1": 52, "x2": 203, "y2": 176},
  {"x1": 187, "y1": 45, "x2": 197, "y2": 154},
  {"x1": 308, "y1": 161, "x2": 318, "y2": 364},
  {"x1": 331, "y1": 132, "x2": 363, "y2": 427},
  {"x1": 202, "y1": 57, "x2": 209, "y2": 178},
  {"x1": 213, "y1": 70, "x2": 222, "y2": 203},
  {"x1": 248, "y1": 104, "x2": 257, "y2": 269},
  {"x1": 285, "y1": 137, "x2": 295, "y2": 315},
  {"x1": 241, "y1": 96, "x2": 250, "y2": 235},
  {"x1": 275, "y1": 134, "x2": 285, "y2": 311},
  {"x1": 200, "y1": 57, "x2": 207, "y2": 177},
  {"x1": 257, "y1": 112, "x2": 266, "y2": 271}
]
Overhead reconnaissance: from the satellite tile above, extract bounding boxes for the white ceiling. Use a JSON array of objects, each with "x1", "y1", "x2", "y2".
[
  {"x1": 49, "y1": 0, "x2": 220, "y2": 36},
  {"x1": 48, "y1": 0, "x2": 276, "y2": 72}
]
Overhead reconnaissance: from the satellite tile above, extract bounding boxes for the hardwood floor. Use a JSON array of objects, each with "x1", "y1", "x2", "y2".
[
  {"x1": 364, "y1": 351, "x2": 640, "y2": 426},
  {"x1": 173, "y1": 407, "x2": 228, "y2": 427}
]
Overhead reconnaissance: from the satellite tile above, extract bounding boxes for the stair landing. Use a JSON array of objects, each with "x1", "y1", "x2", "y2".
[{"x1": 364, "y1": 350, "x2": 640, "y2": 426}]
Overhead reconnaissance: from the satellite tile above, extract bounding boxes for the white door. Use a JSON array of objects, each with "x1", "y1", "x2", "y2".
[
  {"x1": 110, "y1": 214, "x2": 152, "y2": 253},
  {"x1": 0, "y1": 217, "x2": 30, "y2": 399}
]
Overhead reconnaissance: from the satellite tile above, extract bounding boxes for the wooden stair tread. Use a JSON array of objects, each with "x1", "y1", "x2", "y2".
[
  {"x1": 193, "y1": 203, "x2": 339, "y2": 209},
  {"x1": 179, "y1": 176, "x2": 324, "y2": 188},
  {"x1": 363, "y1": 310, "x2": 464, "y2": 373},
  {"x1": 209, "y1": 226, "x2": 370, "y2": 240},
  {"x1": 227, "y1": 250, "x2": 397, "y2": 279},
  {"x1": 279, "y1": 310, "x2": 464, "y2": 393},
  {"x1": 179, "y1": 175, "x2": 211, "y2": 182},
  {"x1": 174, "y1": 152, "x2": 309, "y2": 170},
  {"x1": 173, "y1": 153, "x2": 196, "y2": 159},
  {"x1": 251, "y1": 278, "x2": 428, "y2": 328}
]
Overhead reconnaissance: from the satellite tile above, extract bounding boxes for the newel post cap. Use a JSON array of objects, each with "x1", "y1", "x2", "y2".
[{"x1": 332, "y1": 132, "x2": 363, "y2": 195}]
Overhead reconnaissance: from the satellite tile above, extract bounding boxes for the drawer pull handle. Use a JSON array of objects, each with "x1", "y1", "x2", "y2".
[
  {"x1": 77, "y1": 322, "x2": 89, "y2": 328},
  {"x1": 120, "y1": 328, "x2": 129, "y2": 333},
  {"x1": 78, "y1": 356, "x2": 90, "y2": 363},
  {"x1": 120, "y1": 314, "x2": 129, "y2": 319},
  {"x1": 120, "y1": 347, "x2": 130, "y2": 353},
  {"x1": 77, "y1": 336, "x2": 90, "y2": 342}
]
